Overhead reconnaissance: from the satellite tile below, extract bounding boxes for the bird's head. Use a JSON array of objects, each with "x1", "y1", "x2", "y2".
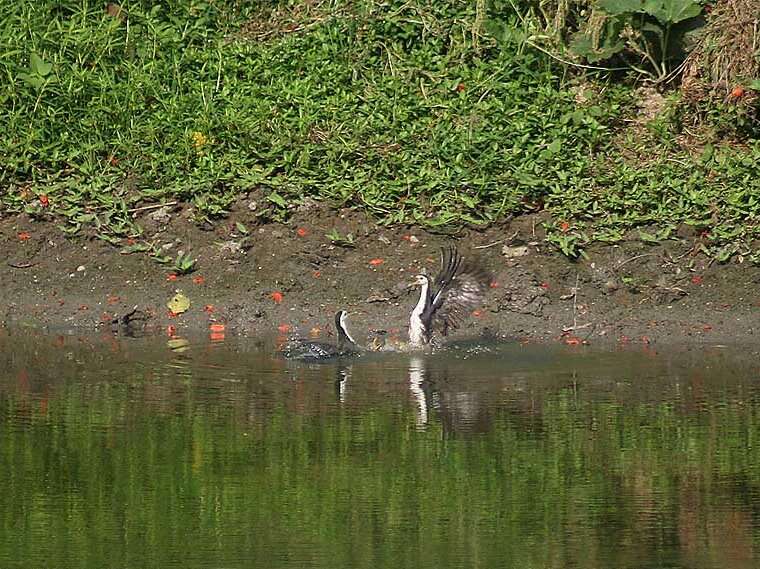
[
  {"x1": 410, "y1": 274, "x2": 429, "y2": 288},
  {"x1": 335, "y1": 310, "x2": 349, "y2": 330}
]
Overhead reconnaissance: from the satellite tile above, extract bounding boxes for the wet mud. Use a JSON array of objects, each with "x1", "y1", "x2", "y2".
[{"x1": 3, "y1": 203, "x2": 760, "y2": 348}]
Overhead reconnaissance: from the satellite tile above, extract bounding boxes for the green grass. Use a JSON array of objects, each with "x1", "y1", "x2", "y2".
[{"x1": 1, "y1": 0, "x2": 759, "y2": 260}]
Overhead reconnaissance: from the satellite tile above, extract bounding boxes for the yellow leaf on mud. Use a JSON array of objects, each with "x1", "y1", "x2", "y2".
[
  {"x1": 167, "y1": 338, "x2": 190, "y2": 352},
  {"x1": 167, "y1": 292, "x2": 190, "y2": 314}
]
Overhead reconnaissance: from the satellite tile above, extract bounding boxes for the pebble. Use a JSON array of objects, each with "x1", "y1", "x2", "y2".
[
  {"x1": 76, "y1": 265, "x2": 86, "y2": 272},
  {"x1": 502, "y1": 245, "x2": 529, "y2": 258},
  {"x1": 148, "y1": 205, "x2": 172, "y2": 225},
  {"x1": 219, "y1": 240, "x2": 243, "y2": 256}
]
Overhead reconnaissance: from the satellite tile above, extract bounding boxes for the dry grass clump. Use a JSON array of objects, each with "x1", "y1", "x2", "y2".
[
  {"x1": 682, "y1": 0, "x2": 760, "y2": 102},
  {"x1": 237, "y1": 0, "x2": 346, "y2": 42},
  {"x1": 527, "y1": 0, "x2": 599, "y2": 46}
]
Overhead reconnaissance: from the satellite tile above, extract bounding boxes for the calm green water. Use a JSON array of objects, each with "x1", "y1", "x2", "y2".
[{"x1": 2, "y1": 331, "x2": 760, "y2": 569}]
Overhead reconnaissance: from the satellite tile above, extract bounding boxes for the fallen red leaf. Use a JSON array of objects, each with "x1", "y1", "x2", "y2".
[
  {"x1": 731, "y1": 86, "x2": 745, "y2": 98},
  {"x1": 271, "y1": 291, "x2": 284, "y2": 304},
  {"x1": 209, "y1": 323, "x2": 225, "y2": 332},
  {"x1": 296, "y1": 227, "x2": 308, "y2": 237},
  {"x1": 455, "y1": 83, "x2": 466, "y2": 93},
  {"x1": 166, "y1": 274, "x2": 178, "y2": 282},
  {"x1": 691, "y1": 275, "x2": 703, "y2": 285},
  {"x1": 167, "y1": 310, "x2": 177, "y2": 318},
  {"x1": 540, "y1": 282, "x2": 550, "y2": 289},
  {"x1": 203, "y1": 304, "x2": 215, "y2": 313},
  {"x1": 193, "y1": 275, "x2": 205, "y2": 285},
  {"x1": 210, "y1": 332, "x2": 225, "y2": 341},
  {"x1": 39, "y1": 195, "x2": 49, "y2": 207},
  {"x1": 277, "y1": 323, "x2": 291, "y2": 333},
  {"x1": 18, "y1": 232, "x2": 31, "y2": 241},
  {"x1": 559, "y1": 221, "x2": 570, "y2": 232},
  {"x1": 369, "y1": 258, "x2": 384, "y2": 266},
  {"x1": 490, "y1": 281, "x2": 499, "y2": 288},
  {"x1": 313, "y1": 271, "x2": 321, "y2": 278},
  {"x1": 126, "y1": 237, "x2": 136, "y2": 245}
]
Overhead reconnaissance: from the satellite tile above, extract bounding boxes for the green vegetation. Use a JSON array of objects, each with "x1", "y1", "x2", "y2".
[
  {"x1": 325, "y1": 228, "x2": 356, "y2": 247},
  {"x1": 530, "y1": 0, "x2": 706, "y2": 81},
  {"x1": 1, "y1": 0, "x2": 758, "y2": 260},
  {"x1": 172, "y1": 250, "x2": 197, "y2": 274}
]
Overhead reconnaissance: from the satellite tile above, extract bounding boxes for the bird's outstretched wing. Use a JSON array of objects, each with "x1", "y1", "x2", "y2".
[{"x1": 421, "y1": 246, "x2": 491, "y2": 340}]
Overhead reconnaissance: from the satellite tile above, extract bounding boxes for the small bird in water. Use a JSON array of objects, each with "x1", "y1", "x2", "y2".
[
  {"x1": 408, "y1": 246, "x2": 490, "y2": 348},
  {"x1": 280, "y1": 310, "x2": 360, "y2": 361}
]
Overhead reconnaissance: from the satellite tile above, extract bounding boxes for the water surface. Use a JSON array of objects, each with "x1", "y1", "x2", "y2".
[{"x1": 1, "y1": 331, "x2": 760, "y2": 569}]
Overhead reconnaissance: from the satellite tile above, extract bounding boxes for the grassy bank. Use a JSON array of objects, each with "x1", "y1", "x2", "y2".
[{"x1": 1, "y1": 0, "x2": 759, "y2": 260}]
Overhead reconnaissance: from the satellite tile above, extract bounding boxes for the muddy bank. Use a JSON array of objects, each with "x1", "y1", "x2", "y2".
[{"x1": 2, "y1": 204, "x2": 760, "y2": 347}]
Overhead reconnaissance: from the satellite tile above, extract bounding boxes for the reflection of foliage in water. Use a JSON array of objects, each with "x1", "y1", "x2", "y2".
[{"x1": 1, "y1": 366, "x2": 758, "y2": 569}]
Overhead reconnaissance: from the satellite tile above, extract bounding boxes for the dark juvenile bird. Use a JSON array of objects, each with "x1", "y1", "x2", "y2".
[
  {"x1": 281, "y1": 310, "x2": 360, "y2": 361},
  {"x1": 408, "y1": 246, "x2": 490, "y2": 348}
]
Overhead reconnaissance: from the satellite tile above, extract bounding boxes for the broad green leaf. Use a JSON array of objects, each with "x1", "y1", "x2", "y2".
[
  {"x1": 569, "y1": 31, "x2": 625, "y2": 63},
  {"x1": 267, "y1": 191, "x2": 286, "y2": 208},
  {"x1": 120, "y1": 242, "x2": 152, "y2": 255},
  {"x1": 644, "y1": 0, "x2": 701, "y2": 24},
  {"x1": 57, "y1": 224, "x2": 81, "y2": 234},
  {"x1": 597, "y1": 0, "x2": 646, "y2": 16},
  {"x1": 701, "y1": 143, "x2": 714, "y2": 164},
  {"x1": 30, "y1": 53, "x2": 52, "y2": 76},
  {"x1": 17, "y1": 72, "x2": 43, "y2": 89},
  {"x1": 715, "y1": 245, "x2": 736, "y2": 263},
  {"x1": 541, "y1": 139, "x2": 563, "y2": 160},
  {"x1": 152, "y1": 254, "x2": 171, "y2": 265},
  {"x1": 97, "y1": 233, "x2": 121, "y2": 245}
]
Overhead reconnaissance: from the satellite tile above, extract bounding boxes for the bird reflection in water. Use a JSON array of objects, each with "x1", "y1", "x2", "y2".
[
  {"x1": 408, "y1": 356, "x2": 428, "y2": 428},
  {"x1": 334, "y1": 365, "x2": 352, "y2": 404},
  {"x1": 330, "y1": 353, "x2": 492, "y2": 435},
  {"x1": 406, "y1": 354, "x2": 494, "y2": 436}
]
